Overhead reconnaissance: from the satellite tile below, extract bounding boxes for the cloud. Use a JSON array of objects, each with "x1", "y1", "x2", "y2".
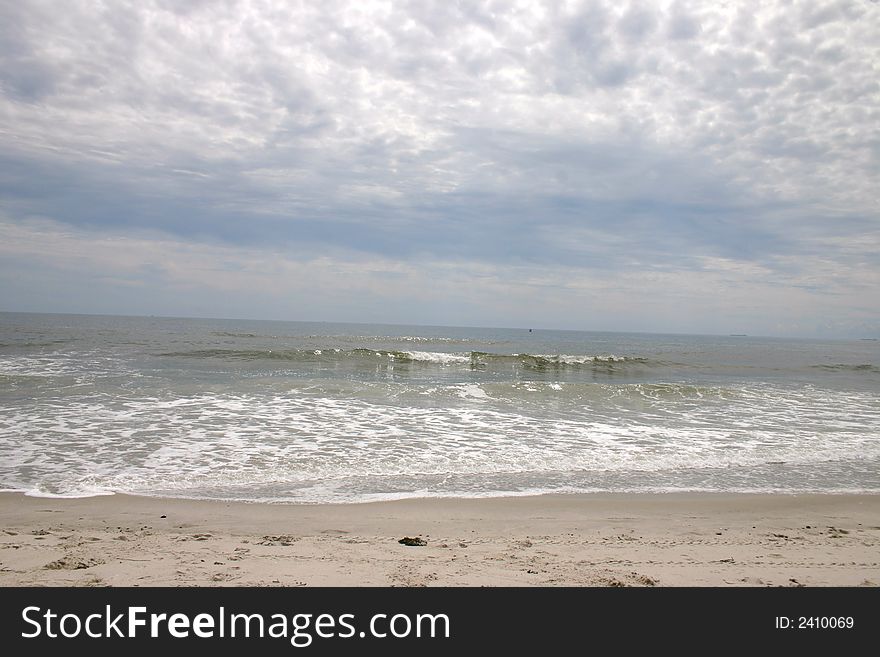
[{"x1": 0, "y1": 0, "x2": 878, "y2": 336}]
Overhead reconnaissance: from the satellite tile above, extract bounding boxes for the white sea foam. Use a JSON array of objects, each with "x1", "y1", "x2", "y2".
[
  {"x1": 22, "y1": 486, "x2": 117, "y2": 499},
  {"x1": 454, "y1": 383, "x2": 491, "y2": 400},
  {"x1": 401, "y1": 351, "x2": 472, "y2": 364},
  {"x1": 321, "y1": 334, "x2": 474, "y2": 344},
  {"x1": 1, "y1": 381, "x2": 878, "y2": 502},
  {"x1": 534, "y1": 354, "x2": 630, "y2": 364}
]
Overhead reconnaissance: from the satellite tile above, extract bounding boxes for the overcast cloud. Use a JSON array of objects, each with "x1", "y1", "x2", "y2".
[{"x1": 1, "y1": 0, "x2": 878, "y2": 336}]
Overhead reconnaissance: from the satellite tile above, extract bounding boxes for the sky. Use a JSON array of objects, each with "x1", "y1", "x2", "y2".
[{"x1": 1, "y1": 0, "x2": 878, "y2": 337}]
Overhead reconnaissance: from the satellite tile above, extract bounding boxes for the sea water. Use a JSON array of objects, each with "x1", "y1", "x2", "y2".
[{"x1": 1, "y1": 312, "x2": 878, "y2": 502}]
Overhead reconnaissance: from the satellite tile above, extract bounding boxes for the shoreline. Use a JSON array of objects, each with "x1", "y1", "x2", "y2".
[{"x1": 1, "y1": 491, "x2": 878, "y2": 587}]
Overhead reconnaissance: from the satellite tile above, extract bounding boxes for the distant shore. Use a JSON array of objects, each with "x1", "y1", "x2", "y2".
[{"x1": 1, "y1": 491, "x2": 878, "y2": 586}]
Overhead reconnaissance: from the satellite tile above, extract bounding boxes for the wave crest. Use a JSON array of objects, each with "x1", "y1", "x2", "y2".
[{"x1": 159, "y1": 348, "x2": 654, "y2": 370}]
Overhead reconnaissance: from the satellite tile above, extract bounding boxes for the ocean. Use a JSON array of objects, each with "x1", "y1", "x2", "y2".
[{"x1": 0, "y1": 312, "x2": 878, "y2": 502}]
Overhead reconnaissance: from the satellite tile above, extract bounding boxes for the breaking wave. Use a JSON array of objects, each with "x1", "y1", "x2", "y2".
[{"x1": 159, "y1": 348, "x2": 655, "y2": 370}]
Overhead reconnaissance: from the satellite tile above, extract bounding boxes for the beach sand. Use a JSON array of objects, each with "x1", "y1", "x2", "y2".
[{"x1": 1, "y1": 492, "x2": 877, "y2": 587}]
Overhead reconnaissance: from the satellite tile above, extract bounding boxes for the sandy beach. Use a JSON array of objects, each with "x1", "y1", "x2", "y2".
[{"x1": 0, "y1": 492, "x2": 877, "y2": 587}]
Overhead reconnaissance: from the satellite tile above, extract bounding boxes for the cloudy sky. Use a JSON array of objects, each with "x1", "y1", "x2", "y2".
[{"x1": 1, "y1": 0, "x2": 878, "y2": 337}]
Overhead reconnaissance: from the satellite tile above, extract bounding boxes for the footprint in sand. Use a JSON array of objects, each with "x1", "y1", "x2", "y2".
[
  {"x1": 257, "y1": 535, "x2": 299, "y2": 546},
  {"x1": 229, "y1": 548, "x2": 250, "y2": 561},
  {"x1": 45, "y1": 556, "x2": 103, "y2": 570}
]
